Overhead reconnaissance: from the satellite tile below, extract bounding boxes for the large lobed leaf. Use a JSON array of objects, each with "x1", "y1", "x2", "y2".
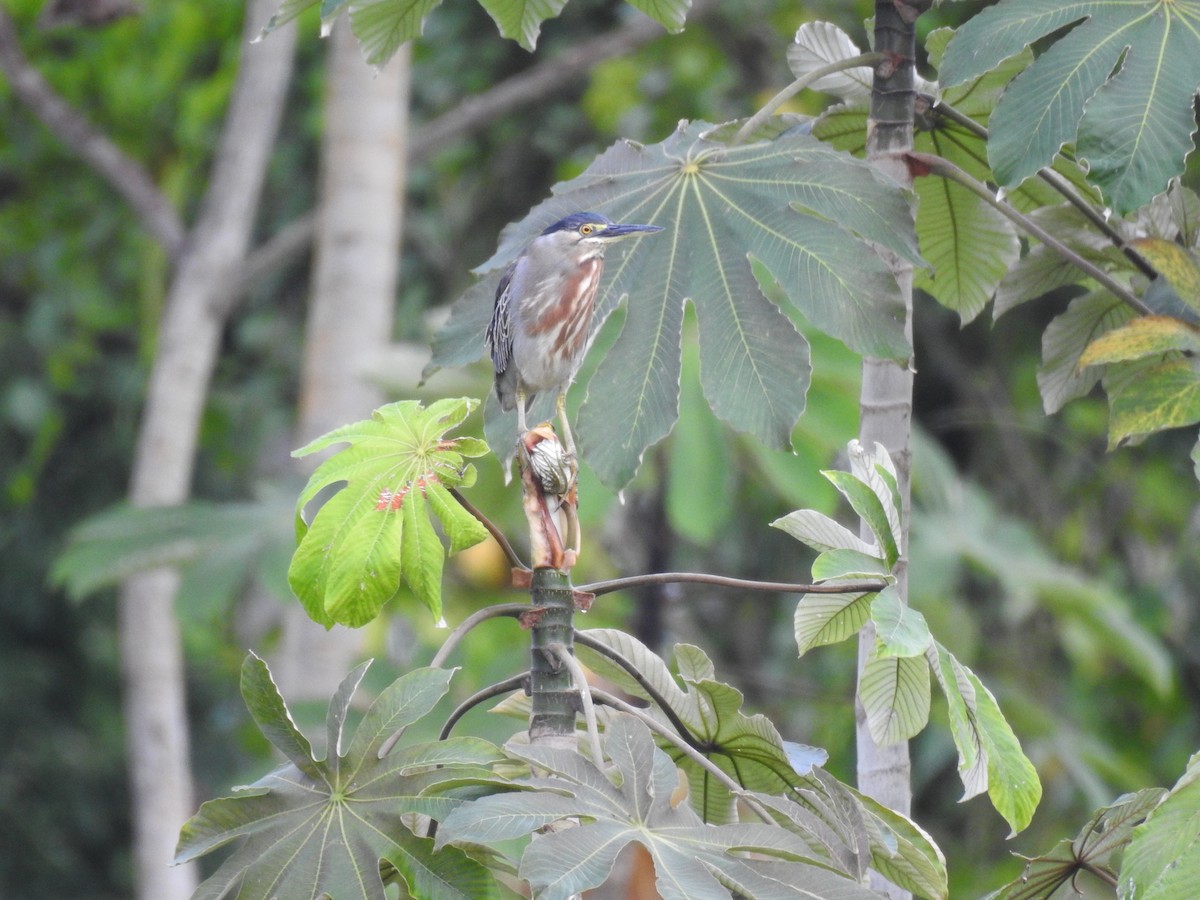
[
  {"x1": 289, "y1": 398, "x2": 490, "y2": 627},
  {"x1": 573, "y1": 631, "x2": 948, "y2": 897},
  {"x1": 428, "y1": 121, "x2": 916, "y2": 487},
  {"x1": 1119, "y1": 753, "x2": 1200, "y2": 897},
  {"x1": 176, "y1": 656, "x2": 506, "y2": 900},
  {"x1": 985, "y1": 788, "x2": 1166, "y2": 898},
  {"x1": 940, "y1": 0, "x2": 1200, "y2": 216},
  {"x1": 437, "y1": 715, "x2": 878, "y2": 900}
]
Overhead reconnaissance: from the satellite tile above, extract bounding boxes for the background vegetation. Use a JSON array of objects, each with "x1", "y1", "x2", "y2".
[{"x1": 1, "y1": 0, "x2": 1197, "y2": 896}]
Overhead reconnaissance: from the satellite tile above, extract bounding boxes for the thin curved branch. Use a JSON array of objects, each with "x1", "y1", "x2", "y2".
[
  {"x1": 576, "y1": 571, "x2": 887, "y2": 598},
  {"x1": 546, "y1": 643, "x2": 603, "y2": 768},
  {"x1": 433, "y1": 672, "x2": 529, "y2": 745},
  {"x1": 930, "y1": 97, "x2": 1157, "y2": 281},
  {"x1": 590, "y1": 687, "x2": 775, "y2": 825},
  {"x1": 732, "y1": 52, "x2": 886, "y2": 146},
  {"x1": 572, "y1": 630, "x2": 697, "y2": 747},
  {"x1": 430, "y1": 602, "x2": 528, "y2": 669},
  {"x1": 911, "y1": 151, "x2": 1153, "y2": 316},
  {"x1": 450, "y1": 487, "x2": 528, "y2": 573},
  {"x1": 0, "y1": 8, "x2": 185, "y2": 257}
]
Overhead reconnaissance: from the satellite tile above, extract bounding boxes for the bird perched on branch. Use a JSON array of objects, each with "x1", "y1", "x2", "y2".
[{"x1": 486, "y1": 211, "x2": 663, "y2": 456}]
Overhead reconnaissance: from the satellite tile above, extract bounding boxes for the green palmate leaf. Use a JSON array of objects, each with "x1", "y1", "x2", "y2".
[
  {"x1": 1120, "y1": 753, "x2": 1200, "y2": 898},
  {"x1": 1107, "y1": 356, "x2": 1200, "y2": 447},
  {"x1": 985, "y1": 788, "x2": 1166, "y2": 899},
  {"x1": 859, "y1": 650, "x2": 930, "y2": 746},
  {"x1": 476, "y1": 0, "x2": 567, "y2": 51},
  {"x1": 177, "y1": 660, "x2": 506, "y2": 900},
  {"x1": 437, "y1": 716, "x2": 872, "y2": 900},
  {"x1": 241, "y1": 652, "x2": 321, "y2": 780},
  {"x1": 940, "y1": 0, "x2": 1200, "y2": 215},
  {"x1": 928, "y1": 643, "x2": 1042, "y2": 836},
  {"x1": 1131, "y1": 237, "x2": 1200, "y2": 312},
  {"x1": 576, "y1": 634, "x2": 829, "y2": 826},
  {"x1": 289, "y1": 398, "x2": 489, "y2": 627},
  {"x1": 1037, "y1": 290, "x2": 1136, "y2": 414},
  {"x1": 793, "y1": 592, "x2": 875, "y2": 655},
  {"x1": 429, "y1": 121, "x2": 916, "y2": 487},
  {"x1": 1080, "y1": 315, "x2": 1200, "y2": 365},
  {"x1": 871, "y1": 587, "x2": 932, "y2": 659},
  {"x1": 349, "y1": 0, "x2": 442, "y2": 67}
]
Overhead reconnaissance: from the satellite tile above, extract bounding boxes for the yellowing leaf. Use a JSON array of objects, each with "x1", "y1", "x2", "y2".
[
  {"x1": 1108, "y1": 358, "x2": 1200, "y2": 448},
  {"x1": 1131, "y1": 238, "x2": 1200, "y2": 313},
  {"x1": 1079, "y1": 315, "x2": 1200, "y2": 367}
]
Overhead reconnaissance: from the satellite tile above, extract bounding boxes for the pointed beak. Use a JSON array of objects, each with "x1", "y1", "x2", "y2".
[{"x1": 600, "y1": 223, "x2": 664, "y2": 240}]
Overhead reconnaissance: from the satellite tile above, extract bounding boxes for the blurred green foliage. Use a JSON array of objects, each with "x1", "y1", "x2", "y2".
[{"x1": 4, "y1": 0, "x2": 1200, "y2": 896}]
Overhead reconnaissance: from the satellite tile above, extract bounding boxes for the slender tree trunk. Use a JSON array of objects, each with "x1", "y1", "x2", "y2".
[
  {"x1": 857, "y1": 1, "x2": 925, "y2": 896},
  {"x1": 117, "y1": 4, "x2": 295, "y2": 897},
  {"x1": 274, "y1": 27, "x2": 412, "y2": 700}
]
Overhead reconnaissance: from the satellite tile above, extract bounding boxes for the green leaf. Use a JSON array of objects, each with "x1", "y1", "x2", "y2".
[
  {"x1": 289, "y1": 399, "x2": 488, "y2": 627},
  {"x1": 1120, "y1": 754, "x2": 1200, "y2": 898},
  {"x1": 475, "y1": 0, "x2": 568, "y2": 51},
  {"x1": 349, "y1": 0, "x2": 443, "y2": 68},
  {"x1": 788, "y1": 21, "x2": 872, "y2": 103},
  {"x1": 177, "y1": 660, "x2": 506, "y2": 900},
  {"x1": 623, "y1": 0, "x2": 689, "y2": 35},
  {"x1": 940, "y1": 0, "x2": 1200, "y2": 214},
  {"x1": 810, "y1": 549, "x2": 890, "y2": 582},
  {"x1": 52, "y1": 484, "x2": 297, "y2": 614},
  {"x1": 793, "y1": 592, "x2": 874, "y2": 656},
  {"x1": 257, "y1": 0, "x2": 320, "y2": 39},
  {"x1": 823, "y1": 470, "x2": 899, "y2": 568},
  {"x1": 576, "y1": 634, "x2": 830, "y2": 826},
  {"x1": 771, "y1": 509, "x2": 878, "y2": 557},
  {"x1": 852, "y1": 791, "x2": 949, "y2": 900},
  {"x1": 986, "y1": 788, "x2": 1164, "y2": 899},
  {"x1": 1080, "y1": 315, "x2": 1200, "y2": 366},
  {"x1": 437, "y1": 716, "x2": 873, "y2": 899},
  {"x1": 1037, "y1": 290, "x2": 1136, "y2": 414},
  {"x1": 859, "y1": 650, "x2": 930, "y2": 745},
  {"x1": 240, "y1": 652, "x2": 321, "y2": 780},
  {"x1": 1107, "y1": 357, "x2": 1200, "y2": 447},
  {"x1": 871, "y1": 588, "x2": 932, "y2": 658},
  {"x1": 928, "y1": 643, "x2": 1042, "y2": 836},
  {"x1": 431, "y1": 121, "x2": 916, "y2": 487}
]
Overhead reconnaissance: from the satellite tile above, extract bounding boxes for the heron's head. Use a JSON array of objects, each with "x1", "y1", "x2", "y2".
[{"x1": 538, "y1": 212, "x2": 663, "y2": 256}]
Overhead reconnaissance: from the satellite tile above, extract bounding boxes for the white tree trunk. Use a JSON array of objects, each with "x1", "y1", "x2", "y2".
[
  {"x1": 273, "y1": 25, "x2": 412, "y2": 701},
  {"x1": 117, "y1": 3, "x2": 295, "y2": 897},
  {"x1": 858, "y1": 1, "x2": 922, "y2": 896}
]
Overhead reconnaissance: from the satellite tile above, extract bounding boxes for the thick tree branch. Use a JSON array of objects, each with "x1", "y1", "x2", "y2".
[{"x1": 0, "y1": 8, "x2": 185, "y2": 257}]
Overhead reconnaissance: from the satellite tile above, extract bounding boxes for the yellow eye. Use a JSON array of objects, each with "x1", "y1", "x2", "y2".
[{"x1": 580, "y1": 224, "x2": 594, "y2": 235}]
